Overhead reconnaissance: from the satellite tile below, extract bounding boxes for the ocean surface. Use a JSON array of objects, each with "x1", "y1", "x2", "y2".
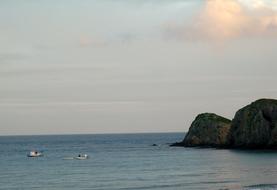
[{"x1": 0, "y1": 133, "x2": 277, "y2": 190}]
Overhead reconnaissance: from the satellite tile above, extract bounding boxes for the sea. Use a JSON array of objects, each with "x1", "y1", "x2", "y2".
[{"x1": 0, "y1": 133, "x2": 277, "y2": 190}]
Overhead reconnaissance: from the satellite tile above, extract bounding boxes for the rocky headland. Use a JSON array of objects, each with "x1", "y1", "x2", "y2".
[{"x1": 172, "y1": 99, "x2": 277, "y2": 149}]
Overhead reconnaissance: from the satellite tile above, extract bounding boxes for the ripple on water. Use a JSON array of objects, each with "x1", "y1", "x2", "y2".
[{"x1": 244, "y1": 184, "x2": 277, "y2": 190}]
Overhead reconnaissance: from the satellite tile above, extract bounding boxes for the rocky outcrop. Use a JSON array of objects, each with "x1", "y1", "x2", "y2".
[
  {"x1": 229, "y1": 99, "x2": 277, "y2": 149},
  {"x1": 172, "y1": 99, "x2": 277, "y2": 149},
  {"x1": 172, "y1": 113, "x2": 231, "y2": 147}
]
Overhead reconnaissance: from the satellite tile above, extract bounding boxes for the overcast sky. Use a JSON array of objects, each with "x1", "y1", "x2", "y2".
[{"x1": 1, "y1": 0, "x2": 277, "y2": 135}]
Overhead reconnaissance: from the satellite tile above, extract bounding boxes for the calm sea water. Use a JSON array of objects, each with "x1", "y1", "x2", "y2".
[{"x1": 0, "y1": 133, "x2": 277, "y2": 190}]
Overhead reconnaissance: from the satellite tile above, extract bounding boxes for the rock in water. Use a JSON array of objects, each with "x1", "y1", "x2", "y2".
[
  {"x1": 172, "y1": 113, "x2": 231, "y2": 147},
  {"x1": 171, "y1": 98, "x2": 277, "y2": 149},
  {"x1": 229, "y1": 99, "x2": 277, "y2": 149}
]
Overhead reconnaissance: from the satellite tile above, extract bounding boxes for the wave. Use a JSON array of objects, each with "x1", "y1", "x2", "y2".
[{"x1": 244, "y1": 183, "x2": 277, "y2": 190}]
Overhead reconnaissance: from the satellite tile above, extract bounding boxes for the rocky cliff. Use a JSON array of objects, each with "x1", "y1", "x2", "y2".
[
  {"x1": 229, "y1": 99, "x2": 277, "y2": 149},
  {"x1": 172, "y1": 99, "x2": 277, "y2": 149},
  {"x1": 172, "y1": 113, "x2": 231, "y2": 147}
]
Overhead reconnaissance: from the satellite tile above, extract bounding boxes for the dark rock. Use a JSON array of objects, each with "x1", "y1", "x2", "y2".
[
  {"x1": 172, "y1": 99, "x2": 277, "y2": 149},
  {"x1": 229, "y1": 99, "x2": 277, "y2": 149},
  {"x1": 152, "y1": 144, "x2": 158, "y2": 146},
  {"x1": 172, "y1": 113, "x2": 231, "y2": 147}
]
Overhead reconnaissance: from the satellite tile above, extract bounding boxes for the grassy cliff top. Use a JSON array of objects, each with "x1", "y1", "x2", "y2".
[{"x1": 195, "y1": 113, "x2": 231, "y2": 124}]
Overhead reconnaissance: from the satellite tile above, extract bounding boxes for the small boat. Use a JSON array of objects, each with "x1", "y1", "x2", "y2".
[
  {"x1": 75, "y1": 154, "x2": 89, "y2": 160},
  {"x1": 27, "y1": 150, "x2": 43, "y2": 157}
]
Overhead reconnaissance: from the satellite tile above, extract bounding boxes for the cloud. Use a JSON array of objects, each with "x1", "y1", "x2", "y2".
[
  {"x1": 78, "y1": 33, "x2": 138, "y2": 48},
  {"x1": 164, "y1": 0, "x2": 277, "y2": 41},
  {"x1": 79, "y1": 36, "x2": 109, "y2": 48},
  {"x1": 0, "y1": 53, "x2": 30, "y2": 63}
]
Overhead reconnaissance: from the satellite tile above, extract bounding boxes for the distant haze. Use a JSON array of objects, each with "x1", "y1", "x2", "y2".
[{"x1": 1, "y1": 0, "x2": 277, "y2": 135}]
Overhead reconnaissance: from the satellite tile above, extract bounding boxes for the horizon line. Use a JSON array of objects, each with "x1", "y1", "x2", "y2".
[{"x1": 0, "y1": 131, "x2": 186, "y2": 137}]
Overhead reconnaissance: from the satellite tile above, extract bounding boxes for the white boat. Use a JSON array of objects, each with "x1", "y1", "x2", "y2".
[
  {"x1": 75, "y1": 154, "x2": 89, "y2": 160},
  {"x1": 27, "y1": 150, "x2": 43, "y2": 157}
]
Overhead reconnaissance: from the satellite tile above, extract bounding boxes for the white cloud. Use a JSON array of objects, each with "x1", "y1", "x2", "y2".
[{"x1": 165, "y1": 0, "x2": 277, "y2": 42}]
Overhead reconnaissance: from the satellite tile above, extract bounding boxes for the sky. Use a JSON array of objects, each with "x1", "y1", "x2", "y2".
[{"x1": 0, "y1": 0, "x2": 277, "y2": 135}]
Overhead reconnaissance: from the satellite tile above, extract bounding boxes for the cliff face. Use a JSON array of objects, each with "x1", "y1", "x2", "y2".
[
  {"x1": 173, "y1": 113, "x2": 231, "y2": 147},
  {"x1": 229, "y1": 99, "x2": 277, "y2": 149},
  {"x1": 172, "y1": 99, "x2": 277, "y2": 149}
]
